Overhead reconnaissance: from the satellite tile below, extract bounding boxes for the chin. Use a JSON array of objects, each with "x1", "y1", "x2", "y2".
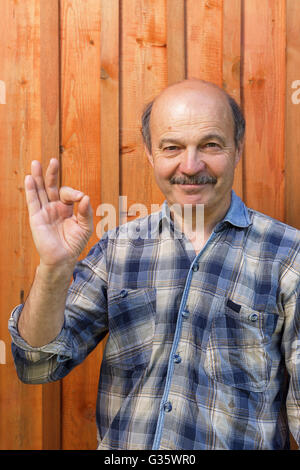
[
  {"x1": 171, "y1": 196, "x2": 210, "y2": 209},
  {"x1": 178, "y1": 191, "x2": 211, "y2": 207}
]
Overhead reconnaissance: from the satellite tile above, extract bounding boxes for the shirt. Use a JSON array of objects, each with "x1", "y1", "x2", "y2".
[{"x1": 9, "y1": 190, "x2": 300, "y2": 450}]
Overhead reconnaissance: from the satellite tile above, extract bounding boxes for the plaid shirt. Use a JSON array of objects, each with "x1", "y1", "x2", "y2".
[{"x1": 9, "y1": 191, "x2": 300, "y2": 450}]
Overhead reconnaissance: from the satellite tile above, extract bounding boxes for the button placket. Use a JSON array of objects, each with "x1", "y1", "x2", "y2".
[{"x1": 153, "y1": 231, "x2": 218, "y2": 450}]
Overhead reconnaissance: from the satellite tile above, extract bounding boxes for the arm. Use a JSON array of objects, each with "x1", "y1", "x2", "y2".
[
  {"x1": 17, "y1": 158, "x2": 93, "y2": 347},
  {"x1": 17, "y1": 262, "x2": 75, "y2": 347},
  {"x1": 9, "y1": 240, "x2": 109, "y2": 384}
]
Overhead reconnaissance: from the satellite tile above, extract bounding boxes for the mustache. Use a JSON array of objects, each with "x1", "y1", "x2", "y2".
[{"x1": 170, "y1": 174, "x2": 217, "y2": 185}]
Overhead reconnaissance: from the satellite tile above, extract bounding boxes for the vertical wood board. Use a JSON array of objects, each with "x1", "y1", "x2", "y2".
[
  {"x1": 60, "y1": 0, "x2": 102, "y2": 450},
  {"x1": 242, "y1": 0, "x2": 286, "y2": 221},
  {"x1": 285, "y1": 0, "x2": 300, "y2": 230},
  {"x1": 0, "y1": 0, "x2": 43, "y2": 450},
  {"x1": 120, "y1": 0, "x2": 168, "y2": 217}
]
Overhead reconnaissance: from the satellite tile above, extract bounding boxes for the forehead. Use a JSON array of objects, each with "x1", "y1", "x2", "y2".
[{"x1": 150, "y1": 85, "x2": 234, "y2": 139}]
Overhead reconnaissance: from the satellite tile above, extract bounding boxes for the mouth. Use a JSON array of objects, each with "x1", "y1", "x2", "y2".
[
  {"x1": 178, "y1": 182, "x2": 208, "y2": 187},
  {"x1": 176, "y1": 183, "x2": 212, "y2": 194}
]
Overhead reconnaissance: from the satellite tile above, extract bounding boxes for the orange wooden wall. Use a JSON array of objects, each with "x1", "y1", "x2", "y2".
[{"x1": 0, "y1": 0, "x2": 299, "y2": 450}]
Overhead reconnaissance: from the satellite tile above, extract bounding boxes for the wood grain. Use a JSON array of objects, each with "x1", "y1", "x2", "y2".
[
  {"x1": 242, "y1": 0, "x2": 286, "y2": 221},
  {"x1": 285, "y1": 0, "x2": 300, "y2": 231},
  {"x1": 167, "y1": 0, "x2": 185, "y2": 85},
  {"x1": 39, "y1": 0, "x2": 61, "y2": 450},
  {"x1": 60, "y1": 0, "x2": 102, "y2": 450},
  {"x1": 120, "y1": 0, "x2": 168, "y2": 217},
  {"x1": 100, "y1": 0, "x2": 120, "y2": 226},
  {"x1": 186, "y1": 0, "x2": 223, "y2": 86},
  {"x1": 223, "y1": 0, "x2": 243, "y2": 199},
  {"x1": 0, "y1": 0, "x2": 43, "y2": 450}
]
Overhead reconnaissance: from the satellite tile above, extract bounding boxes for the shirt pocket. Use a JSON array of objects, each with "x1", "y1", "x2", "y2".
[
  {"x1": 203, "y1": 300, "x2": 279, "y2": 392},
  {"x1": 104, "y1": 287, "x2": 156, "y2": 370}
]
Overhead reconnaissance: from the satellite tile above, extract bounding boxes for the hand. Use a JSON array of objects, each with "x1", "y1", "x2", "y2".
[{"x1": 24, "y1": 159, "x2": 93, "y2": 267}]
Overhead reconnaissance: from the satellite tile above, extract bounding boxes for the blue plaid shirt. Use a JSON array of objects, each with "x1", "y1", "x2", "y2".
[{"x1": 9, "y1": 191, "x2": 300, "y2": 450}]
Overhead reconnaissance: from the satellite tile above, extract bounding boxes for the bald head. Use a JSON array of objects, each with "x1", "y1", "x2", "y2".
[
  {"x1": 152, "y1": 79, "x2": 229, "y2": 112},
  {"x1": 141, "y1": 79, "x2": 245, "y2": 154}
]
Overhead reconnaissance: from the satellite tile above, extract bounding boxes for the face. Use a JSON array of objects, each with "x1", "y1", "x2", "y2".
[{"x1": 145, "y1": 83, "x2": 243, "y2": 216}]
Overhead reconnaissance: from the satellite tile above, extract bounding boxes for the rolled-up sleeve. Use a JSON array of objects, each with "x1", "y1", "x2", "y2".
[{"x1": 8, "y1": 238, "x2": 109, "y2": 384}]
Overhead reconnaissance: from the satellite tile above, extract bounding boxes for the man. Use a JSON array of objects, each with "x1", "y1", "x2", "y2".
[{"x1": 9, "y1": 79, "x2": 300, "y2": 450}]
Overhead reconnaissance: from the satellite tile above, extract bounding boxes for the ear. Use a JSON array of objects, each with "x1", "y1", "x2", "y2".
[
  {"x1": 144, "y1": 144, "x2": 154, "y2": 168},
  {"x1": 234, "y1": 139, "x2": 244, "y2": 168}
]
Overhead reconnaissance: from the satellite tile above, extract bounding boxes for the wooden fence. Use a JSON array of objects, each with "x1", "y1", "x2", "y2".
[{"x1": 0, "y1": 0, "x2": 299, "y2": 450}]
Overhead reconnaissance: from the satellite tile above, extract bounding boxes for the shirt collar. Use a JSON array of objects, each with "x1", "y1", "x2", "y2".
[
  {"x1": 158, "y1": 190, "x2": 252, "y2": 234},
  {"x1": 214, "y1": 190, "x2": 252, "y2": 232}
]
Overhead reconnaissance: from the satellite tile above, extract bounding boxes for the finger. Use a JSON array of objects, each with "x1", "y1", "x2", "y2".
[
  {"x1": 77, "y1": 195, "x2": 93, "y2": 232},
  {"x1": 59, "y1": 186, "x2": 84, "y2": 205},
  {"x1": 24, "y1": 174, "x2": 41, "y2": 217},
  {"x1": 45, "y1": 158, "x2": 59, "y2": 202},
  {"x1": 31, "y1": 160, "x2": 49, "y2": 207}
]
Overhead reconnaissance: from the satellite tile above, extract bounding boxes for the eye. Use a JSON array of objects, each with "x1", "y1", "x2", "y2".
[
  {"x1": 201, "y1": 142, "x2": 222, "y2": 152},
  {"x1": 164, "y1": 146, "x2": 180, "y2": 151},
  {"x1": 205, "y1": 142, "x2": 219, "y2": 148}
]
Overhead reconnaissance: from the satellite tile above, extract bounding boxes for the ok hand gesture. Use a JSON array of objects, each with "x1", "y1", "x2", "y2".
[{"x1": 25, "y1": 159, "x2": 93, "y2": 268}]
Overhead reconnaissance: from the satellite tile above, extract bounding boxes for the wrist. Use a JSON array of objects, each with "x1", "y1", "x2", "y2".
[{"x1": 37, "y1": 260, "x2": 76, "y2": 284}]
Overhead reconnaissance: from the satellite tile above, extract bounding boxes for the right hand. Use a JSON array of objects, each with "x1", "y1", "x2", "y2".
[{"x1": 24, "y1": 159, "x2": 93, "y2": 268}]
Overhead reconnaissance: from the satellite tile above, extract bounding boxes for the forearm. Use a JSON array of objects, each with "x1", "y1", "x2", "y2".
[{"x1": 18, "y1": 262, "x2": 76, "y2": 347}]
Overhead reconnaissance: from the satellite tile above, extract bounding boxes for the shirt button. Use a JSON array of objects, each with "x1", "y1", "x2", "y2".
[
  {"x1": 120, "y1": 289, "x2": 128, "y2": 298},
  {"x1": 174, "y1": 354, "x2": 181, "y2": 364},
  {"x1": 163, "y1": 401, "x2": 172, "y2": 412},
  {"x1": 182, "y1": 309, "x2": 189, "y2": 319},
  {"x1": 192, "y1": 263, "x2": 199, "y2": 272},
  {"x1": 249, "y1": 313, "x2": 258, "y2": 322}
]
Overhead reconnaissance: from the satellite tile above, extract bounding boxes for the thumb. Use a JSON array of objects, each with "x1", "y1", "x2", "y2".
[{"x1": 77, "y1": 195, "x2": 93, "y2": 232}]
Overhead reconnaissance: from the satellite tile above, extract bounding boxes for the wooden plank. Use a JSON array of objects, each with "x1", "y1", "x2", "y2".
[
  {"x1": 39, "y1": 0, "x2": 61, "y2": 450},
  {"x1": 186, "y1": 0, "x2": 223, "y2": 86},
  {"x1": 242, "y1": 0, "x2": 286, "y2": 221},
  {"x1": 100, "y1": 0, "x2": 120, "y2": 226},
  {"x1": 223, "y1": 0, "x2": 243, "y2": 199},
  {"x1": 0, "y1": 0, "x2": 43, "y2": 450},
  {"x1": 60, "y1": 0, "x2": 102, "y2": 450},
  {"x1": 285, "y1": 0, "x2": 300, "y2": 230},
  {"x1": 167, "y1": 0, "x2": 185, "y2": 85},
  {"x1": 120, "y1": 0, "x2": 168, "y2": 217},
  {"x1": 286, "y1": 0, "x2": 300, "y2": 448}
]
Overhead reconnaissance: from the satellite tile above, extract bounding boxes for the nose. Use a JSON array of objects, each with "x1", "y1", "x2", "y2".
[{"x1": 179, "y1": 147, "x2": 206, "y2": 175}]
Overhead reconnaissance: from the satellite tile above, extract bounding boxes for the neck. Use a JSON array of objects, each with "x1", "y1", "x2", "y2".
[{"x1": 170, "y1": 192, "x2": 232, "y2": 253}]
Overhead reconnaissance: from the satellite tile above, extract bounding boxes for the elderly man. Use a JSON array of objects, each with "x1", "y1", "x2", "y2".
[{"x1": 9, "y1": 79, "x2": 300, "y2": 450}]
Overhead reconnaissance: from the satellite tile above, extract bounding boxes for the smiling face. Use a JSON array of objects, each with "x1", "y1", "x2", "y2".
[{"x1": 145, "y1": 81, "x2": 243, "y2": 218}]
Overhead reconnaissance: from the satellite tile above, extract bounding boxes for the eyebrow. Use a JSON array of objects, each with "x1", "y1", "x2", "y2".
[{"x1": 158, "y1": 133, "x2": 226, "y2": 149}]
